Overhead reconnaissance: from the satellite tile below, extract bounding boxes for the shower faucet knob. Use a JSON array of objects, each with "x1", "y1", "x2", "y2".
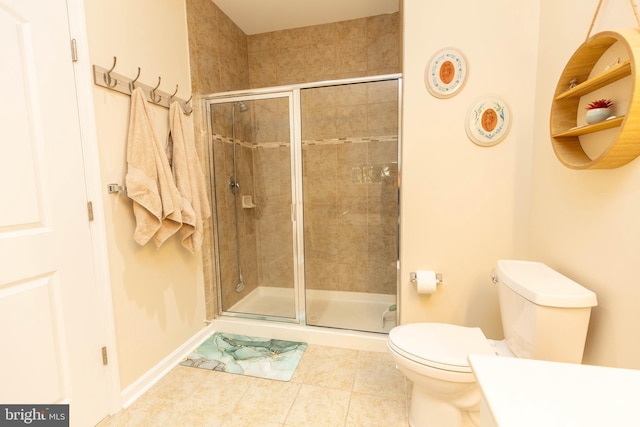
[{"x1": 229, "y1": 177, "x2": 240, "y2": 193}]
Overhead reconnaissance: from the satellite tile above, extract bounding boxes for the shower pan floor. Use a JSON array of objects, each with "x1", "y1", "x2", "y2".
[
  {"x1": 227, "y1": 286, "x2": 297, "y2": 319},
  {"x1": 227, "y1": 286, "x2": 397, "y2": 334}
]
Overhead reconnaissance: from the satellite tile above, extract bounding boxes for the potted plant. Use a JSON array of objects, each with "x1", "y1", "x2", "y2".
[{"x1": 585, "y1": 99, "x2": 613, "y2": 124}]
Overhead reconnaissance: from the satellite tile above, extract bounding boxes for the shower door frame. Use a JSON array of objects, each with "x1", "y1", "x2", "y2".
[
  {"x1": 206, "y1": 90, "x2": 302, "y2": 324},
  {"x1": 204, "y1": 73, "x2": 403, "y2": 329}
]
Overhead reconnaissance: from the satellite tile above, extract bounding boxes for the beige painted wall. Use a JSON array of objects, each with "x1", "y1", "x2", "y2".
[
  {"x1": 400, "y1": 1, "x2": 539, "y2": 338},
  {"x1": 531, "y1": 0, "x2": 640, "y2": 368},
  {"x1": 403, "y1": 0, "x2": 640, "y2": 369},
  {"x1": 83, "y1": 0, "x2": 207, "y2": 389}
]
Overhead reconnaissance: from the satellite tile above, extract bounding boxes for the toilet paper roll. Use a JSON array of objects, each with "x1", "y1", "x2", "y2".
[{"x1": 415, "y1": 270, "x2": 438, "y2": 294}]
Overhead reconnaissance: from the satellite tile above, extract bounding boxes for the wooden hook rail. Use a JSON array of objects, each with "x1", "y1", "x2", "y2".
[{"x1": 92, "y1": 56, "x2": 192, "y2": 114}]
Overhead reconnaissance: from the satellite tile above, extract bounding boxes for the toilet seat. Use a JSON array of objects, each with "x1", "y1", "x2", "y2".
[{"x1": 388, "y1": 323, "x2": 496, "y2": 373}]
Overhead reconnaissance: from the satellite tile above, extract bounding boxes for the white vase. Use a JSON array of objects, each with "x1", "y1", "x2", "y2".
[{"x1": 585, "y1": 107, "x2": 611, "y2": 124}]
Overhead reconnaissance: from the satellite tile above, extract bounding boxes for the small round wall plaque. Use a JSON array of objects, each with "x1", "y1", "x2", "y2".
[
  {"x1": 465, "y1": 96, "x2": 511, "y2": 146},
  {"x1": 424, "y1": 48, "x2": 468, "y2": 98}
]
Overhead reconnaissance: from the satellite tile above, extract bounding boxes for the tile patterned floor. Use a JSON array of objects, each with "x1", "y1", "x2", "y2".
[{"x1": 98, "y1": 345, "x2": 410, "y2": 426}]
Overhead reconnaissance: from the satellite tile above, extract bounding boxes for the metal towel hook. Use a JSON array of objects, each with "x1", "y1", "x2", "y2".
[
  {"x1": 129, "y1": 67, "x2": 141, "y2": 93},
  {"x1": 150, "y1": 77, "x2": 162, "y2": 104},
  {"x1": 183, "y1": 94, "x2": 193, "y2": 115},
  {"x1": 169, "y1": 84, "x2": 179, "y2": 102},
  {"x1": 103, "y1": 56, "x2": 118, "y2": 88}
]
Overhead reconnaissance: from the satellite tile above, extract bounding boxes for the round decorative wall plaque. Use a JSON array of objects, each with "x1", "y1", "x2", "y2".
[
  {"x1": 465, "y1": 96, "x2": 511, "y2": 146},
  {"x1": 424, "y1": 48, "x2": 468, "y2": 98}
]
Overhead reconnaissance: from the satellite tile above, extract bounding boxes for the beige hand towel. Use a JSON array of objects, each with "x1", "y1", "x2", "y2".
[
  {"x1": 126, "y1": 87, "x2": 182, "y2": 247},
  {"x1": 167, "y1": 101, "x2": 211, "y2": 253}
]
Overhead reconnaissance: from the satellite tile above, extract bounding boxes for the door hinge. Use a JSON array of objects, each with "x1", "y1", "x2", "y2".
[
  {"x1": 87, "y1": 201, "x2": 94, "y2": 221},
  {"x1": 70, "y1": 39, "x2": 78, "y2": 62},
  {"x1": 101, "y1": 346, "x2": 108, "y2": 365}
]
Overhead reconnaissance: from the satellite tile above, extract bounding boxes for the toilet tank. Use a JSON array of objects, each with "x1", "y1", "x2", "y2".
[{"x1": 495, "y1": 260, "x2": 597, "y2": 364}]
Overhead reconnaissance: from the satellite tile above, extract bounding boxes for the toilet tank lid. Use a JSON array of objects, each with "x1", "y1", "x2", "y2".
[{"x1": 496, "y1": 260, "x2": 597, "y2": 308}]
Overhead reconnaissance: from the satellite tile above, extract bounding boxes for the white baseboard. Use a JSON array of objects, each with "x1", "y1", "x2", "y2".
[{"x1": 119, "y1": 323, "x2": 216, "y2": 408}]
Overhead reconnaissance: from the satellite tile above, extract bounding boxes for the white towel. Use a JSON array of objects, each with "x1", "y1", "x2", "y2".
[
  {"x1": 126, "y1": 87, "x2": 182, "y2": 247},
  {"x1": 167, "y1": 101, "x2": 211, "y2": 253}
]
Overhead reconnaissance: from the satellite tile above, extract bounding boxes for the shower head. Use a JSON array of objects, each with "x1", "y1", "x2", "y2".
[{"x1": 236, "y1": 101, "x2": 249, "y2": 112}]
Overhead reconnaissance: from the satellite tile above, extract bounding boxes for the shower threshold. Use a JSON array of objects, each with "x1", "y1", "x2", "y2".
[{"x1": 226, "y1": 286, "x2": 397, "y2": 334}]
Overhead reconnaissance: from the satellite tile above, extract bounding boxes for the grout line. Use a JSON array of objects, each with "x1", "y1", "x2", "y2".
[{"x1": 281, "y1": 381, "x2": 302, "y2": 426}]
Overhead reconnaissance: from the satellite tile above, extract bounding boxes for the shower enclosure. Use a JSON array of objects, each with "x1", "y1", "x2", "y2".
[{"x1": 206, "y1": 75, "x2": 400, "y2": 334}]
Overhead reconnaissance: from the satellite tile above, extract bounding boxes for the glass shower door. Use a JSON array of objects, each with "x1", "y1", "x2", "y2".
[
  {"x1": 300, "y1": 79, "x2": 400, "y2": 333},
  {"x1": 209, "y1": 94, "x2": 298, "y2": 320}
]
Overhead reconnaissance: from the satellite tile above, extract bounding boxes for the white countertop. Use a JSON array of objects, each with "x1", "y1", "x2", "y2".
[{"x1": 468, "y1": 354, "x2": 640, "y2": 427}]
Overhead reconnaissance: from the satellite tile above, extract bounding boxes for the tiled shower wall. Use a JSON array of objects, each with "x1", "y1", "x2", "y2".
[
  {"x1": 186, "y1": 1, "x2": 400, "y2": 93},
  {"x1": 301, "y1": 81, "x2": 398, "y2": 294},
  {"x1": 210, "y1": 107, "x2": 258, "y2": 311},
  {"x1": 186, "y1": 0, "x2": 249, "y2": 95},
  {"x1": 186, "y1": 0, "x2": 252, "y2": 316},
  {"x1": 212, "y1": 83, "x2": 399, "y2": 302},
  {"x1": 186, "y1": 0, "x2": 401, "y2": 315},
  {"x1": 302, "y1": 136, "x2": 399, "y2": 294},
  {"x1": 247, "y1": 14, "x2": 400, "y2": 87},
  {"x1": 251, "y1": 98, "x2": 293, "y2": 290}
]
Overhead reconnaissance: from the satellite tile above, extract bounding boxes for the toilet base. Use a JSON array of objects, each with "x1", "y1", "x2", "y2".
[{"x1": 409, "y1": 384, "x2": 480, "y2": 427}]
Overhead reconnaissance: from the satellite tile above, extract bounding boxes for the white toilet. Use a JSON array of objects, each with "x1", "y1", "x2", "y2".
[{"x1": 387, "y1": 260, "x2": 598, "y2": 427}]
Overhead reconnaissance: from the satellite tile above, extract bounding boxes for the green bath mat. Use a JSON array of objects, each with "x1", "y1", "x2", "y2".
[{"x1": 180, "y1": 332, "x2": 307, "y2": 381}]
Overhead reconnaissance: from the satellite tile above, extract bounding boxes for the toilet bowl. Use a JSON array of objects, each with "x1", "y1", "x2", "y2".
[
  {"x1": 387, "y1": 323, "x2": 498, "y2": 427},
  {"x1": 388, "y1": 260, "x2": 598, "y2": 427}
]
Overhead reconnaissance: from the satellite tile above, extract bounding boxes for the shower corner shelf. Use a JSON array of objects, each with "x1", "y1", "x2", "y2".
[
  {"x1": 549, "y1": 29, "x2": 640, "y2": 170},
  {"x1": 241, "y1": 195, "x2": 257, "y2": 208}
]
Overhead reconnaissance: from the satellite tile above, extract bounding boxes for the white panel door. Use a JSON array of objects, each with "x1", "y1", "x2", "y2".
[{"x1": 0, "y1": 0, "x2": 110, "y2": 425}]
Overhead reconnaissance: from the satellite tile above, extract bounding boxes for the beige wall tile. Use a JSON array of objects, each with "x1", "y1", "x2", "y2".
[
  {"x1": 367, "y1": 33, "x2": 400, "y2": 72},
  {"x1": 336, "y1": 37, "x2": 368, "y2": 75},
  {"x1": 248, "y1": 50, "x2": 278, "y2": 88},
  {"x1": 306, "y1": 43, "x2": 338, "y2": 79},
  {"x1": 366, "y1": 13, "x2": 399, "y2": 37},
  {"x1": 335, "y1": 18, "x2": 367, "y2": 40},
  {"x1": 247, "y1": 13, "x2": 400, "y2": 87},
  {"x1": 277, "y1": 46, "x2": 308, "y2": 84},
  {"x1": 247, "y1": 32, "x2": 275, "y2": 52}
]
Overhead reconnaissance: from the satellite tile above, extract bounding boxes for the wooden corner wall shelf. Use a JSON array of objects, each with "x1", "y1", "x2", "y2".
[
  {"x1": 550, "y1": 29, "x2": 640, "y2": 169},
  {"x1": 554, "y1": 61, "x2": 631, "y2": 101},
  {"x1": 553, "y1": 116, "x2": 625, "y2": 138}
]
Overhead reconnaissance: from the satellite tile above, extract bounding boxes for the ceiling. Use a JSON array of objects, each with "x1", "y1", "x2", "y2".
[{"x1": 213, "y1": 0, "x2": 400, "y2": 35}]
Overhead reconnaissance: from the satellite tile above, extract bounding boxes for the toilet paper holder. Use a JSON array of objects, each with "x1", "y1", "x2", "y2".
[{"x1": 410, "y1": 271, "x2": 443, "y2": 285}]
